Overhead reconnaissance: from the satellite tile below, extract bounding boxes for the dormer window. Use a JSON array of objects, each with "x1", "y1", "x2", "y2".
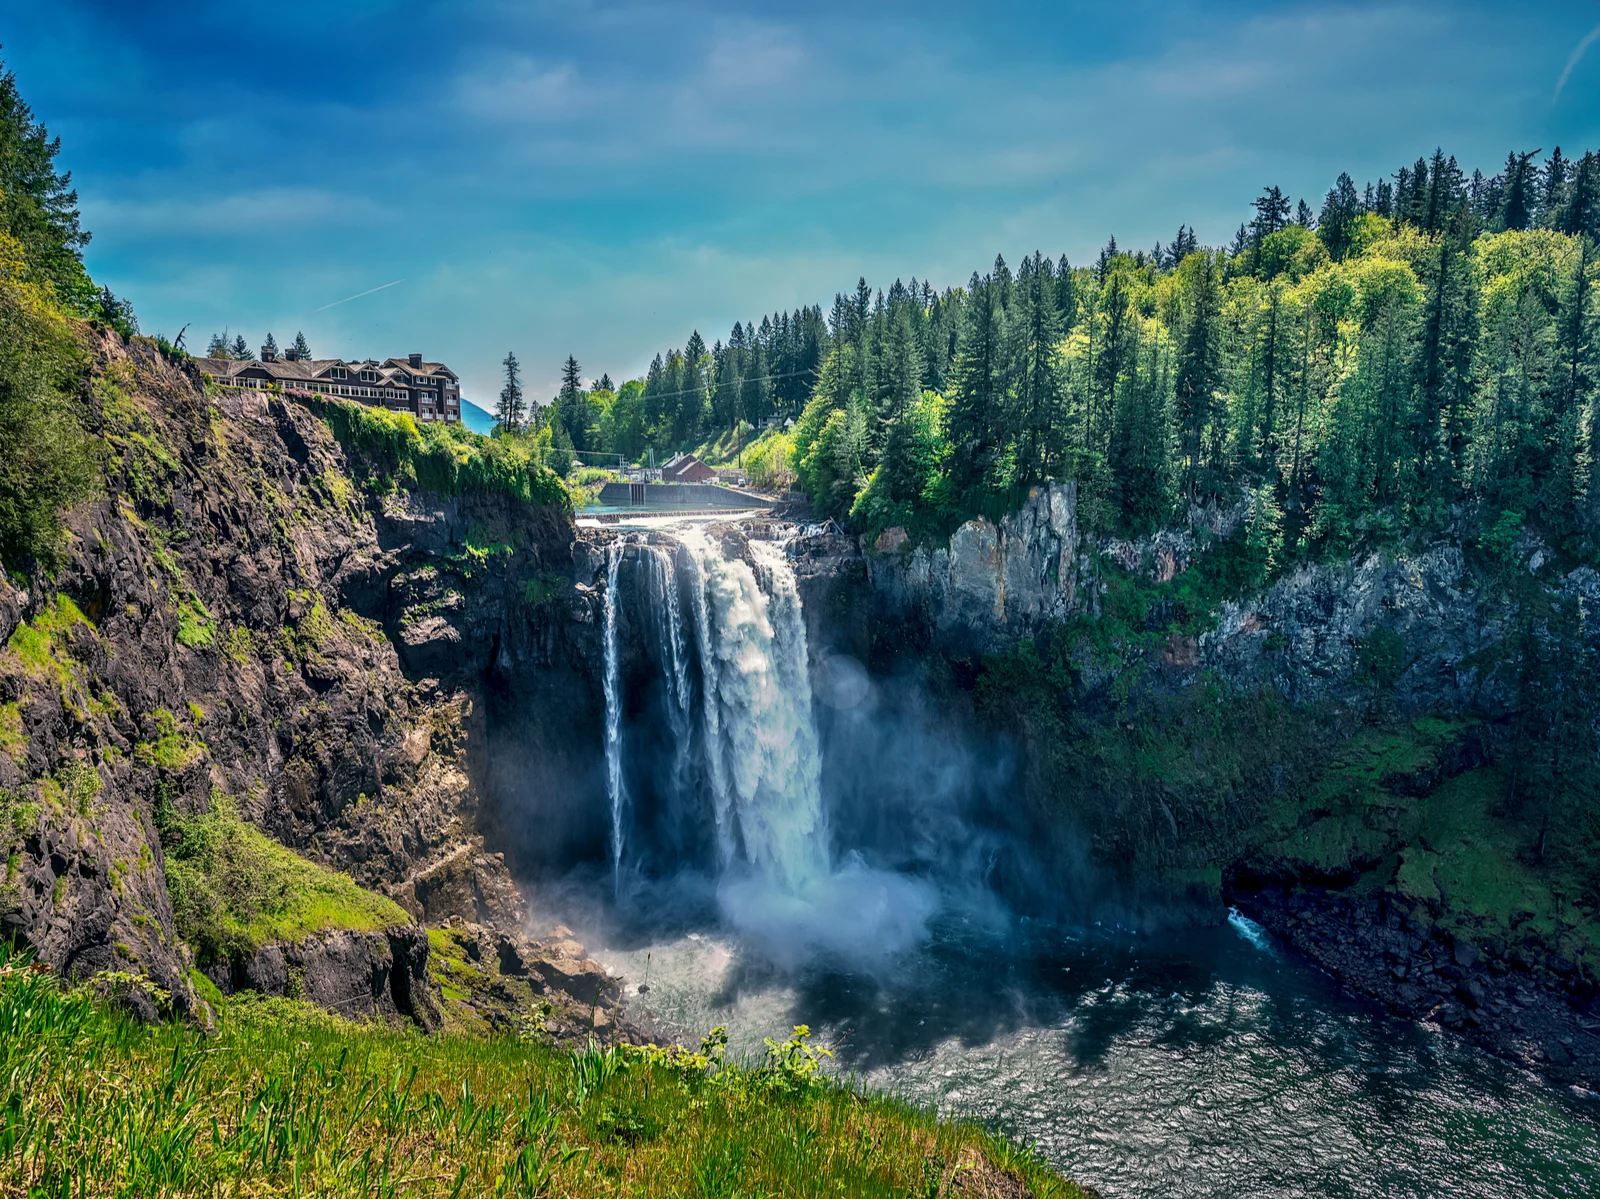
[
  {"x1": 331, "y1": 366, "x2": 347, "y2": 380},
  {"x1": 360, "y1": 369, "x2": 377, "y2": 382}
]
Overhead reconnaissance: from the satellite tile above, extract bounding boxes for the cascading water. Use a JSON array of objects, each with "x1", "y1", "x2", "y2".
[
  {"x1": 601, "y1": 541, "x2": 627, "y2": 890},
  {"x1": 600, "y1": 524, "x2": 934, "y2": 962},
  {"x1": 680, "y1": 529, "x2": 826, "y2": 891}
]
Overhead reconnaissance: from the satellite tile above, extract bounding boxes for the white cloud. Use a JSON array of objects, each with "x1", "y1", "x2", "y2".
[
  {"x1": 702, "y1": 24, "x2": 807, "y2": 92},
  {"x1": 457, "y1": 57, "x2": 590, "y2": 122},
  {"x1": 85, "y1": 188, "x2": 396, "y2": 237}
]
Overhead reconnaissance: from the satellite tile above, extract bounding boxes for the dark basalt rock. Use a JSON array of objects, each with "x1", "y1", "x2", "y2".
[
  {"x1": 0, "y1": 330, "x2": 611, "y2": 1026},
  {"x1": 204, "y1": 925, "x2": 440, "y2": 1029}
]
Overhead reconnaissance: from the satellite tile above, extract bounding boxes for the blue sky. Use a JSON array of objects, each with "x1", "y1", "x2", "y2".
[{"x1": 4, "y1": 1, "x2": 1600, "y2": 406}]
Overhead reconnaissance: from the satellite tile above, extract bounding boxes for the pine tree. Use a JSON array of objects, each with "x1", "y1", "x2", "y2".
[
  {"x1": 0, "y1": 51, "x2": 92, "y2": 304},
  {"x1": 555, "y1": 354, "x2": 589, "y2": 452},
  {"x1": 599, "y1": 372, "x2": 614, "y2": 392},
  {"x1": 1500, "y1": 149, "x2": 1542, "y2": 231},
  {"x1": 942, "y1": 272, "x2": 1009, "y2": 509},
  {"x1": 1110, "y1": 328, "x2": 1174, "y2": 532},
  {"x1": 207, "y1": 331, "x2": 231, "y2": 357},
  {"x1": 1541, "y1": 147, "x2": 1569, "y2": 228},
  {"x1": 1250, "y1": 186, "x2": 1292, "y2": 252},
  {"x1": 1560, "y1": 152, "x2": 1599, "y2": 238},
  {"x1": 677, "y1": 331, "x2": 709, "y2": 447},
  {"x1": 232, "y1": 334, "x2": 249, "y2": 359},
  {"x1": 1407, "y1": 202, "x2": 1479, "y2": 518},
  {"x1": 495, "y1": 351, "x2": 525, "y2": 434},
  {"x1": 1319, "y1": 173, "x2": 1362, "y2": 260},
  {"x1": 1174, "y1": 252, "x2": 1222, "y2": 496},
  {"x1": 261, "y1": 332, "x2": 278, "y2": 359},
  {"x1": 1551, "y1": 234, "x2": 1597, "y2": 537},
  {"x1": 1011, "y1": 251, "x2": 1065, "y2": 483},
  {"x1": 1092, "y1": 269, "x2": 1134, "y2": 454},
  {"x1": 289, "y1": 331, "x2": 310, "y2": 361}
]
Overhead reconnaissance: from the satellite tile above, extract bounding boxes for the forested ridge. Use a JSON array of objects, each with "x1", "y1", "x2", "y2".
[{"x1": 555, "y1": 146, "x2": 1600, "y2": 577}]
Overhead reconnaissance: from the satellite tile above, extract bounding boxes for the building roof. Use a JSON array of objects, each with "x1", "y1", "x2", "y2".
[{"x1": 199, "y1": 354, "x2": 457, "y2": 388}]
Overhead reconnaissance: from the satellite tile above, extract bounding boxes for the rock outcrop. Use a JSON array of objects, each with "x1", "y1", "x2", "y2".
[
  {"x1": 864, "y1": 483, "x2": 1091, "y2": 652},
  {"x1": 205, "y1": 925, "x2": 441, "y2": 1028},
  {"x1": 0, "y1": 331, "x2": 617, "y2": 1022}
]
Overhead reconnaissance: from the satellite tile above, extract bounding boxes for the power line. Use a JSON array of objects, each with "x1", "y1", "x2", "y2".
[{"x1": 535, "y1": 365, "x2": 820, "y2": 408}]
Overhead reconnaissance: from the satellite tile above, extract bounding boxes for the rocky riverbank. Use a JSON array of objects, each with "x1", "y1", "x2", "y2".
[{"x1": 1235, "y1": 884, "x2": 1600, "y2": 1088}]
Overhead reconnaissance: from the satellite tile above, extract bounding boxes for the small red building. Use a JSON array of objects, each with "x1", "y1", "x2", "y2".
[{"x1": 660, "y1": 453, "x2": 717, "y2": 483}]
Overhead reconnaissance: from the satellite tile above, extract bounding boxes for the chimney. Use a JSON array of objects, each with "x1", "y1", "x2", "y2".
[
  {"x1": 261, "y1": 344, "x2": 276, "y2": 362},
  {"x1": 408, "y1": 352, "x2": 422, "y2": 368}
]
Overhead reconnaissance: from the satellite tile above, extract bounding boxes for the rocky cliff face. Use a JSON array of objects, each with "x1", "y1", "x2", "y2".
[
  {"x1": 864, "y1": 483, "x2": 1093, "y2": 653},
  {"x1": 839, "y1": 483, "x2": 1600, "y2": 1087},
  {"x1": 0, "y1": 332, "x2": 616, "y2": 1027}
]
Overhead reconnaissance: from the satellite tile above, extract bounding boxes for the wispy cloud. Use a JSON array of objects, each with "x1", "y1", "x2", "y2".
[
  {"x1": 457, "y1": 58, "x2": 590, "y2": 122},
  {"x1": 1554, "y1": 19, "x2": 1600, "y2": 100},
  {"x1": 85, "y1": 188, "x2": 396, "y2": 237}
]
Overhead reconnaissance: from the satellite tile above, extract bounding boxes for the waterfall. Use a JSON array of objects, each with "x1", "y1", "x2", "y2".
[
  {"x1": 679, "y1": 529, "x2": 827, "y2": 892},
  {"x1": 641, "y1": 544, "x2": 693, "y2": 803},
  {"x1": 601, "y1": 524, "x2": 935, "y2": 962},
  {"x1": 602, "y1": 540, "x2": 627, "y2": 889}
]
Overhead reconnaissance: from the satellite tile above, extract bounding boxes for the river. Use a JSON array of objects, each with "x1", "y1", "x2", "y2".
[{"x1": 595, "y1": 906, "x2": 1600, "y2": 1197}]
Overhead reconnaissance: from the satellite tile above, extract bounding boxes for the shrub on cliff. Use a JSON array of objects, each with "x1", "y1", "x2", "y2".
[
  {"x1": 314, "y1": 398, "x2": 572, "y2": 513},
  {"x1": 157, "y1": 790, "x2": 408, "y2": 964},
  {"x1": 0, "y1": 226, "x2": 96, "y2": 572}
]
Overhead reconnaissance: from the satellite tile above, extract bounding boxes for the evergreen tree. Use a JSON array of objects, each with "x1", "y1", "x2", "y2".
[
  {"x1": 677, "y1": 331, "x2": 709, "y2": 446},
  {"x1": 1319, "y1": 173, "x2": 1362, "y2": 260},
  {"x1": 1010, "y1": 252, "x2": 1065, "y2": 483},
  {"x1": 942, "y1": 272, "x2": 1009, "y2": 509},
  {"x1": 1560, "y1": 152, "x2": 1600, "y2": 238},
  {"x1": 1409, "y1": 207, "x2": 1475, "y2": 514},
  {"x1": 261, "y1": 332, "x2": 277, "y2": 359},
  {"x1": 207, "y1": 331, "x2": 231, "y2": 357},
  {"x1": 1109, "y1": 329, "x2": 1174, "y2": 532},
  {"x1": 0, "y1": 51, "x2": 92, "y2": 305},
  {"x1": 1091, "y1": 269, "x2": 1134, "y2": 453},
  {"x1": 1540, "y1": 147, "x2": 1569, "y2": 227},
  {"x1": 232, "y1": 334, "x2": 250, "y2": 359},
  {"x1": 554, "y1": 354, "x2": 589, "y2": 452},
  {"x1": 1250, "y1": 186, "x2": 1292, "y2": 253},
  {"x1": 1174, "y1": 252, "x2": 1223, "y2": 496},
  {"x1": 1500, "y1": 149, "x2": 1542, "y2": 231},
  {"x1": 289, "y1": 331, "x2": 310, "y2": 361},
  {"x1": 495, "y1": 350, "x2": 526, "y2": 434}
]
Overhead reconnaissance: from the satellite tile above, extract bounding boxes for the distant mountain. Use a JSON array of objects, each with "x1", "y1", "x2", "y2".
[{"x1": 460, "y1": 399, "x2": 497, "y2": 435}]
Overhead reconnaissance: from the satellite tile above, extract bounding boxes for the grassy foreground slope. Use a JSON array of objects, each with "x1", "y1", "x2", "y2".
[{"x1": 0, "y1": 956, "x2": 1080, "y2": 1198}]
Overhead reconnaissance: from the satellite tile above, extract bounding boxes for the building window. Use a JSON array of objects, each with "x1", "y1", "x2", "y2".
[{"x1": 331, "y1": 367, "x2": 347, "y2": 380}]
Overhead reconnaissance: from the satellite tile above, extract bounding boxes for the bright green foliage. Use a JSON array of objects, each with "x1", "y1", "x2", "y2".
[
  {"x1": 315, "y1": 398, "x2": 572, "y2": 512},
  {"x1": 4, "y1": 593, "x2": 88, "y2": 697},
  {"x1": 0, "y1": 701, "x2": 24, "y2": 765},
  {"x1": 157, "y1": 791, "x2": 407, "y2": 964},
  {"x1": 174, "y1": 595, "x2": 214, "y2": 648},
  {"x1": 134, "y1": 707, "x2": 204, "y2": 771},
  {"x1": 0, "y1": 953, "x2": 1081, "y2": 1198}
]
